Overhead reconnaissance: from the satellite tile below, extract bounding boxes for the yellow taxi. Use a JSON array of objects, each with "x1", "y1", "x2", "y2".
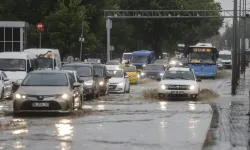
[{"x1": 122, "y1": 65, "x2": 139, "y2": 84}]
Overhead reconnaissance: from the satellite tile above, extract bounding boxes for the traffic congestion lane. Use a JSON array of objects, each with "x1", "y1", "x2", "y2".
[{"x1": 0, "y1": 74, "x2": 229, "y2": 150}]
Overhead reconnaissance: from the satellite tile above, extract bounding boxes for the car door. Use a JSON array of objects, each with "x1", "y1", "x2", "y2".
[
  {"x1": 75, "y1": 72, "x2": 84, "y2": 95},
  {"x1": 2, "y1": 72, "x2": 11, "y2": 94},
  {"x1": 68, "y1": 73, "x2": 79, "y2": 94}
]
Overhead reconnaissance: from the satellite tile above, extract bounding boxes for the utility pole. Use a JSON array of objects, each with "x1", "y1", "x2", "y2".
[
  {"x1": 79, "y1": 20, "x2": 84, "y2": 61},
  {"x1": 242, "y1": 0, "x2": 247, "y2": 76},
  {"x1": 232, "y1": 0, "x2": 238, "y2": 95},
  {"x1": 237, "y1": 0, "x2": 242, "y2": 80},
  {"x1": 106, "y1": 18, "x2": 112, "y2": 61}
]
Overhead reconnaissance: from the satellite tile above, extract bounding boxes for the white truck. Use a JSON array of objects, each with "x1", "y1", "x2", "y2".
[
  {"x1": 218, "y1": 50, "x2": 232, "y2": 69},
  {"x1": 24, "y1": 48, "x2": 61, "y2": 70}
]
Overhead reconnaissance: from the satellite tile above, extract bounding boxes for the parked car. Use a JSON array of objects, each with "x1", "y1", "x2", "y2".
[
  {"x1": 0, "y1": 71, "x2": 13, "y2": 99},
  {"x1": 61, "y1": 63, "x2": 100, "y2": 99},
  {"x1": 92, "y1": 64, "x2": 111, "y2": 95},
  {"x1": 13, "y1": 70, "x2": 82, "y2": 113},
  {"x1": 107, "y1": 69, "x2": 130, "y2": 93}
]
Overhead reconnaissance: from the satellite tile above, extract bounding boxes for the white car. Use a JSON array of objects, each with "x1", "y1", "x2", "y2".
[
  {"x1": 107, "y1": 70, "x2": 130, "y2": 93},
  {"x1": 0, "y1": 71, "x2": 13, "y2": 99},
  {"x1": 157, "y1": 67, "x2": 201, "y2": 99},
  {"x1": 106, "y1": 60, "x2": 120, "y2": 70}
]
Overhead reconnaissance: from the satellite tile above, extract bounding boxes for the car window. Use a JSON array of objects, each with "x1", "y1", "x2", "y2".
[
  {"x1": 2, "y1": 72, "x2": 7, "y2": 78},
  {"x1": 68, "y1": 73, "x2": 75, "y2": 86},
  {"x1": 22, "y1": 73, "x2": 68, "y2": 86},
  {"x1": 61, "y1": 66, "x2": 92, "y2": 77},
  {"x1": 163, "y1": 70, "x2": 195, "y2": 80},
  {"x1": 107, "y1": 70, "x2": 123, "y2": 78},
  {"x1": 94, "y1": 67, "x2": 104, "y2": 77}
]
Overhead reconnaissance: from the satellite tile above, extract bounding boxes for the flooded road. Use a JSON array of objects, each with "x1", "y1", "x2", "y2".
[{"x1": 0, "y1": 74, "x2": 229, "y2": 150}]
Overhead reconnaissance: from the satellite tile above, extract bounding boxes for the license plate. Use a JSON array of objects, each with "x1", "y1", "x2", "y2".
[
  {"x1": 109, "y1": 85, "x2": 115, "y2": 89},
  {"x1": 171, "y1": 91, "x2": 184, "y2": 94},
  {"x1": 149, "y1": 76, "x2": 155, "y2": 78},
  {"x1": 32, "y1": 102, "x2": 49, "y2": 107}
]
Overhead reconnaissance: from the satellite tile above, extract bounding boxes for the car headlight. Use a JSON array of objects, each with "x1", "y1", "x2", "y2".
[
  {"x1": 160, "y1": 73, "x2": 164, "y2": 76},
  {"x1": 189, "y1": 85, "x2": 195, "y2": 90},
  {"x1": 160, "y1": 84, "x2": 166, "y2": 89},
  {"x1": 84, "y1": 80, "x2": 93, "y2": 86},
  {"x1": 62, "y1": 94, "x2": 68, "y2": 99},
  {"x1": 179, "y1": 63, "x2": 183, "y2": 65},
  {"x1": 99, "y1": 81, "x2": 104, "y2": 86},
  {"x1": 73, "y1": 92, "x2": 79, "y2": 97},
  {"x1": 137, "y1": 74, "x2": 140, "y2": 78},
  {"x1": 141, "y1": 72, "x2": 145, "y2": 76},
  {"x1": 170, "y1": 61, "x2": 176, "y2": 65},
  {"x1": 118, "y1": 82, "x2": 124, "y2": 86},
  {"x1": 16, "y1": 79, "x2": 23, "y2": 84},
  {"x1": 142, "y1": 64, "x2": 146, "y2": 67},
  {"x1": 15, "y1": 94, "x2": 26, "y2": 99}
]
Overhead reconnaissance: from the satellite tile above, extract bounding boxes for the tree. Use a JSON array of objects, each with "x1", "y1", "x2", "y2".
[{"x1": 44, "y1": 0, "x2": 96, "y2": 58}]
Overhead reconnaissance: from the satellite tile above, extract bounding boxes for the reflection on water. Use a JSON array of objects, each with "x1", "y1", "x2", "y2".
[
  {"x1": 13, "y1": 141, "x2": 25, "y2": 149},
  {"x1": 12, "y1": 129, "x2": 28, "y2": 135},
  {"x1": 159, "y1": 101, "x2": 167, "y2": 111},
  {"x1": 59, "y1": 142, "x2": 71, "y2": 150},
  {"x1": 189, "y1": 103, "x2": 196, "y2": 111},
  {"x1": 55, "y1": 119, "x2": 73, "y2": 140},
  {"x1": 189, "y1": 118, "x2": 198, "y2": 138},
  {"x1": 97, "y1": 105, "x2": 105, "y2": 110}
]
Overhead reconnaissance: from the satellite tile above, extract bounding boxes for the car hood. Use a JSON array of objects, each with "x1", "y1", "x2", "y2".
[
  {"x1": 4, "y1": 71, "x2": 27, "y2": 82},
  {"x1": 16, "y1": 86, "x2": 71, "y2": 95},
  {"x1": 161, "y1": 79, "x2": 197, "y2": 85},
  {"x1": 109, "y1": 78, "x2": 124, "y2": 83},
  {"x1": 79, "y1": 76, "x2": 92, "y2": 82}
]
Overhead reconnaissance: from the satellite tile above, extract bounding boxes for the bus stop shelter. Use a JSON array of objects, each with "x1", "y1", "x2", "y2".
[{"x1": 0, "y1": 21, "x2": 29, "y2": 52}]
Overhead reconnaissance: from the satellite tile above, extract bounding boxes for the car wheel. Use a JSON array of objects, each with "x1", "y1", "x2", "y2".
[
  {"x1": 78, "y1": 96, "x2": 83, "y2": 110},
  {"x1": 127, "y1": 86, "x2": 130, "y2": 93},
  {"x1": 0, "y1": 88, "x2": 4, "y2": 100}
]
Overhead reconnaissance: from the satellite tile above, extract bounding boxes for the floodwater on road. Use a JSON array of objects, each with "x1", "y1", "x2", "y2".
[{"x1": 0, "y1": 73, "x2": 230, "y2": 150}]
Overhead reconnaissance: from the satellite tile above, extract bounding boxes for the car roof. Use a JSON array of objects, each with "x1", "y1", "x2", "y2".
[
  {"x1": 30, "y1": 70, "x2": 69, "y2": 74},
  {"x1": 168, "y1": 67, "x2": 191, "y2": 71},
  {"x1": 63, "y1": 63, "x2": 93, "y2": 67}
]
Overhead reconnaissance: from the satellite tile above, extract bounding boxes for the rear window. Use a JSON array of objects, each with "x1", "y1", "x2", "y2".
[{"x1": 106, "y1": 61, "x2": 119, "y2": 65}]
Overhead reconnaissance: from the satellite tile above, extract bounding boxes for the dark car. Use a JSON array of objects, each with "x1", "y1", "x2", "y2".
[
  {"x1": 154, "y1": 59, "x2": 168, "y2": 67},
  {"x1": 13, "y1": 70, "x2": 82, "y2": 113},
  {"x1": 92, "y1": 64, "x2": 111, "y2": 95},
  {"x1": 61, "y1": 63, "x2": 100, "y2": 99},
  {"x1": 144, "y1": 64, "x2": 166, "y2": 80}
]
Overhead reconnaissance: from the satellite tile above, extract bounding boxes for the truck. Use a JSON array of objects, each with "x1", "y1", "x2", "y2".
[
  {"x1": 122, "y1": 52, "x2": 132, "y2": 64},
  {"x1": 218, "y1": 50, "x2": 232, "y2": 69},
  {"x1": 23, "y1": 48, "x2": 61, "y2": 70},
  {"x1": 130, "y1": 50, "x2": 155, "y2": 70}
]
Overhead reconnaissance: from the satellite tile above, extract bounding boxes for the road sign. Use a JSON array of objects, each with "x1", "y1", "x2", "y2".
[
  {"x1": 110, "y1": 46, "x2": 114, "y2": 51},
  {"x1": 36, "y1": 23, "x2": 44, "y2": 31},
  {"x1": 79, "y1": 37, "x2": 84, "y2": 42}
]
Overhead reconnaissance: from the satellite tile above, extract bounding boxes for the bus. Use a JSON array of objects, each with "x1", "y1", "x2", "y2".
[{"x1": 187, "y1": 43, "x2": 218, "y2": 78}]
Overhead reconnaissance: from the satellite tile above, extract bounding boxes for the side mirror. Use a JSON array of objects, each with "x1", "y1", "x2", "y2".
[
  {"x1": 196, "y1": 78, "x2": 202, "y2": 82},
  {"x1": 156, "y1": 78, "x2": 161, "y2": 81},
  {"x1": 94, "y1": 75, "x2": 99, "y2": 78},
  {"x1": 125, "y1": 75, "x2": 129, "y2": 78},
  {"x1": 16, "y1": 79, "x2": 23, "y2": 86},
  {"x1": 73, "y1": 82, "x2": 81, "y2": 87},
  {"x1": 3, "y1": 78, "x2": 9, "y2": 82}
]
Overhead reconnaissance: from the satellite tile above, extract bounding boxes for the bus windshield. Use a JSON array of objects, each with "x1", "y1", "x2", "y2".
[
  {"x1": 131, "y1": 56, "x2": 148, "y2": 63},
  {"x1": 0, "y1": 59, "x2": 26, "y2": 71},
  {"x1": 189, "y1": 52, "x2": 215, "y2": 64},
  {"x1": 37, "y1": 58, "x2": 53, "y2": 69}
]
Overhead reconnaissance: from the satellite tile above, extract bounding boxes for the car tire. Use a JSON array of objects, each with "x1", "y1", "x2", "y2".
[
  {"x1": 126, "y1": 86, "x2": 130, "y2": 93},
  {"x1": 0, "y1": 88, "x2": 4, "y2": 100}
]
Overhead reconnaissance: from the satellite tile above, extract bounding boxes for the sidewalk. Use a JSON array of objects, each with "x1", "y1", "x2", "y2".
[{"x1": 203, "y1": 68, "x2": 250, "y2": 150}]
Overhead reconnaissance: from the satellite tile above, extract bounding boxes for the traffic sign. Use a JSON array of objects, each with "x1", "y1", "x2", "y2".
[
  {"x1": 79, "y1": 37, "x2": 84, "y2": 42},
  {"x1": 36, "y1": 23, "x2": 44, "y2": 31},
  {"x1": 110, "y1": 46, "x2": 114, "y2": 51}
]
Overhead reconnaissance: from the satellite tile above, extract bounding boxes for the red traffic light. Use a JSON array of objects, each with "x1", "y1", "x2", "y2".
[{"x1": 36, "y1": 23, "x2": 44, "y2": 31}]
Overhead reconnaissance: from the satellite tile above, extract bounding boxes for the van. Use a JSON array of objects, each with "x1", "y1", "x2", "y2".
[
  {"x1": 218, "y1": 50, "x2": 232, "y2": 69},
  {"x1": 0, "y1": 52, "x2": 37, "y2": 91},
  {"x1": 23, "y1": 48, "x2": 61, "y2": 70}
]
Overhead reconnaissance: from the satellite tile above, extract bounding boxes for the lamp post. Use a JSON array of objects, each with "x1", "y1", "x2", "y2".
[{"x1": 232, "y1": 0, "x2": 238, "y2": 95}]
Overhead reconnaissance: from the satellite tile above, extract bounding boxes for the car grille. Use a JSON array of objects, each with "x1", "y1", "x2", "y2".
[
  {"x1": 135, "y1": 65, "x2": 143, "y2": 70},
  {"x1": 167, "y1": 85, "x2": 190, "y2": 90},
  {"x1": 109, "y1": 84, "x2": 117, "y2": 89},
  {"x1": 20, "y1": 101, "x2": 62, "y2": 110},
  {"x1": 223, "y1": 62, "x2": 231, "y2": 65}
]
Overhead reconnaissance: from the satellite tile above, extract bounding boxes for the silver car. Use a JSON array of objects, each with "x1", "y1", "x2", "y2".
[{"x1": 13, "y1": 70, "x2": 82, "y2": 113}]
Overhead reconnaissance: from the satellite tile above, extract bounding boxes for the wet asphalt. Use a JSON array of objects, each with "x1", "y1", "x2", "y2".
[{"x1": 0, "y1": 71, "x2": 230, "y2": 150}]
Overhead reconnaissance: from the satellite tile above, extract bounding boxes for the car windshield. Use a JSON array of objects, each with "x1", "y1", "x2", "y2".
[
  {"x1": 37, "y1": 58, "x2": 53, "y2": 69},
  {"x1": 107, "y1": 70, "x2": 123, "y2": 78},
  {"x1": 106, "y1": 61, "x2": 119, "y2": 65},
  {"x1": 163, "y1": 70, "x2": 195, "y2": 80},
  {"x1": 190, "y1": 52, "x2": 215, "y2": 64},
  {"x1": 123, "y1": 67, "x2": 136, "y2": 72},
  {"x1": 131, "y1": 56, "x2": 148, "y2": 63},
  {"x1": 0, "y1": 59, "x2": 26, "y2": 71},
  {"x1": 61, "y1": 66, "x2": 92, "y2": 77},
  {"x1": 123, "y1": 54, "x2": 132, "y2": 60},
  {"x1": 219, "y1": 54, "x2": 231, "y2": 60},
  {"x1": 155, "y1": 59, "x2": 164, "y2": 63},
  {"x1": 22, "y1": 73, "x2": 68, "y2": 86},
  {"x1": 94, "y1": 67, "x2": 103, "y2": 77},
  {"x1": 145, "y1": 65, "x2": 164, "y2": 70}
]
